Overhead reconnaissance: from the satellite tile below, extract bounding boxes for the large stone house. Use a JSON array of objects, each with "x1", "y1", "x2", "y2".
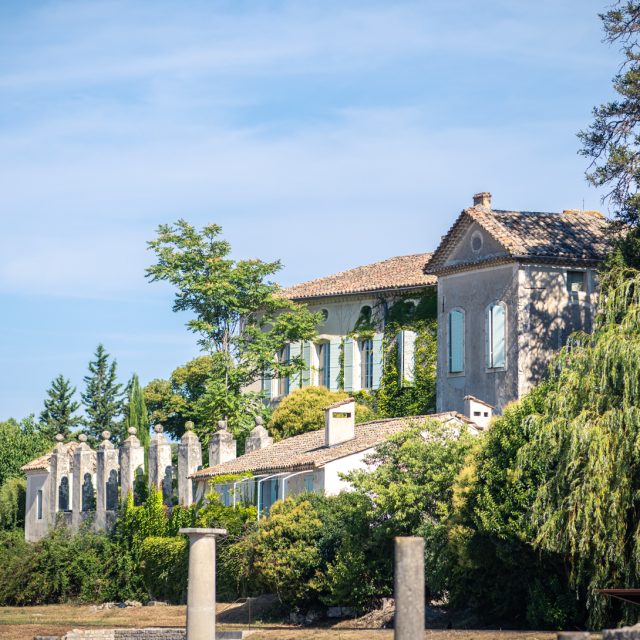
[
  {"x1": 262, "y1": 253, "x2": 435, "y2": 401},
  {"x1": 426, "y1": 192, "x2": 610, "y2": 414}
]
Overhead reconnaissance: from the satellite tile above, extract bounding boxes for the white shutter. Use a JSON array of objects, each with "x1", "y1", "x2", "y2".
[
  {"x1": 301, "y1": 341, "x2": 311, "y2": 387},
  {"x1": 329, "y1": 337, "x2": 341, "y2": 390},
  {"x1": 399, "y1": 330, "x2": 416, "y2": 386},
  {"x1": 289, "y1": 341, "x2": 302, "y2": 389},
  {"x1": 343, "y1": 338, "x2": 354, "y2": 392},
  {"x1": 371, "y1": 332, "x2": 384, "y2": 390},
  {"x1": 485, "y1": 307, "x2": 492, "y2": 369}
]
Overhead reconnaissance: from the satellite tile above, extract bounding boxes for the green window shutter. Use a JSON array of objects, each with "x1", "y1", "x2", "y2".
[
  {"x1": 261, "y1": 371, "x2": 272, "y2": 399},
  {"x1": 343, "y1": 338, "x2": 354, "y2": 391},
  {"x1": 371, "y1": 332, "x2": 384, "y2": 390},
  {"x1": 329, "y1": 337, "x2": 341, "y2": 390},
  {"x1": 289, "y1": 341, "x2": 302, "y2": 389},
  {"x1": 301, "y1": 341, "x2": 312, "y2": 387},
  {"x1": 449, "y1": 309, "x2": 465, "y2": 373}
]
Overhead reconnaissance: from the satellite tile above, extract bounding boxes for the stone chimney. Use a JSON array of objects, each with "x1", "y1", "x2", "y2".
[
  {"x1": 325, "y1": 398, "x2": 356, "y2": 447},
  {"x1": 473, "y1": 192, "x2": 492, "y2": 208},
  {"x1": 464, "y1": 395, "x2": 494, "y2": 430},
  {"x1": 245, "y1": 416, "x2": 273, "y2": 454},
  {"x1": 208, "y1": 420, "x2": 237, "y2": 466}
]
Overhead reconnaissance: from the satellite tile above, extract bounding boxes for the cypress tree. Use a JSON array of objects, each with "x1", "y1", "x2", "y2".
[
  {"x1": 81, "y1": 344, "x2": 124, "y2": 442},
  {"x1": 125, "y1": 373, "x2": 150, "y2": 450},
  {"x1": 39, "y1": 374, "x2": 82, "y2": 439}
]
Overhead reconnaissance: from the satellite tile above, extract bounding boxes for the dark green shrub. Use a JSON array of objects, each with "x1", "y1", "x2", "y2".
[
  {"x1": 0, "y1": 477, "x2": 26, "y2": 530},
  {"x1": 140, "y1": 536, "x2": 188, "y2": 603}
]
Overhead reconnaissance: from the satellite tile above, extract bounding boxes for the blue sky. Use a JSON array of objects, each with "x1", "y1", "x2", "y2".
[{"x1": 0, "y1": 0, "x2": 619, "y2": 420}]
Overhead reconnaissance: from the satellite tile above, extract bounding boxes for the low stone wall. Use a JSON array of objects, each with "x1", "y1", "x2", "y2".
[
  {"x1": 36, "y1": 629, "x2": 185, "y2": 640},
  {"x1": 604, "y1": 625, "x2": 640, "y2": 640}
]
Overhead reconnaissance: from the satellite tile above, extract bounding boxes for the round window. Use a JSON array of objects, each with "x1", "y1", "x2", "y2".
[
  {"x1": 471, "y1": 231, "x2": 483, "y2": 253},
  {"x1": 321, "y1": 309, "x2": 329, "y2": 322}
]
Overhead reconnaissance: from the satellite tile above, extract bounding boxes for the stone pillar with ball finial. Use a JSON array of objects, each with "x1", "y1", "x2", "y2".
[
  {"x1": 119, "y1": 426, "x2": 145, "y2": 504},
  {"x1": 208, "y1": 420, "x2": 237, "y2": 467},
  {"x1": 178, "y1": 421, "x2": 202, "y2": 507},
  {"x1": 96, "y1": 431, "x2": 119, "y2": 531},
  {"x1": 71, "y1": 433, "x2": 96, "y2": 530},
  {"x1": 49, "y1": 433, "x2": 72, "y2": 522},
  {"x1": 149, "y1": 424, "x2": 173, "y2": 505}
]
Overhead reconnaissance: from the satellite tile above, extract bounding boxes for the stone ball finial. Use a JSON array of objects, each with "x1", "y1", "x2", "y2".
[
  {"x1": 255, "y1": 416, "x2": 263, "y2": 426},
  {"x1": 78, "y1": 433, "x2": 88, "y2": 443},
  {"x1": 55, "y1": 433, "x2": 65, "y2": 443},
  {"x1": 128, "y1": 427, "x2": 137, "y2": 436},
  {"x1": 154, "y1": 424, "x2": 164, "y2": 434},
  {"x1": 217, "y1": 419, "x2": 227, "y2": 431},
  {"x1": 101, "y1": 430, "x2": 111, "y2": 441},
  {"x1": 184, "y1": 420, "x2": 194, "y2": 431}
]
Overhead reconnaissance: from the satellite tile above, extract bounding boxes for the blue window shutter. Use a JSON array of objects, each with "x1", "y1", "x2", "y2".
[
  {"x1": 492, "y1": 304, "x2": 506, "y2": 367},
  {"x1": 343, "y1": 338, "x2": 354, "y2": 391},
  {"x1": 449, "y1": 310, "x2": 464, "y2": 373},
  {"x1": 485, "y1": 307, "x2": 492, "y2": 369},
  {"x1": 301, "y1": 342, "x2": 311, "y2": 387},
  {"x1": 371, "y1": 332, "x2": 384, "y2": 389},
  {"x1": 329, "y1": 337, "x2": 341, "y2": 390},
  {"x1": 289, "y1": 341, "x2": 302, "y2": 389}
]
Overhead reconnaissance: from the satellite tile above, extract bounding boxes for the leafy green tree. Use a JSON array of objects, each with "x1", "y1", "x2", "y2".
[
  {"x1": 124, "y1": 373, "x2": 150, "y2": 450},
  {"x1": 0, "y1": 417, "x2": 51, "y2": 486},
  {"x1": 81, "y1": 344, "x2": 125, "y2": 442},
  {"x1": 268, "y1": 386, "x2": 376, "y2": 441},
  {"x1": 579, "y1": 1, "x2": 640, "y2": 229},
  {"x1": 146, "y1": 221, "x2": 319, "y2": 442},
  {"x1": 39, "y1": 374, "x2": 82, "y2": 439},
  {"x1": 0, "y1": 478, "x2": 26, "y2": 531}
]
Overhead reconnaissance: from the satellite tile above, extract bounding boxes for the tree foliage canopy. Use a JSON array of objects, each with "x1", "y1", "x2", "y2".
[{"x1": 39, "y1": 374, "x2": 82, "y2": 439}]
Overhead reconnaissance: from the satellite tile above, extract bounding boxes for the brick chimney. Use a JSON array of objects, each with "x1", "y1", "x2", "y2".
[
  {"x1": 473, "y1": 192, "x2": 492, "y2": 208},
  {"x1": 325, "y1": 398, "x2": 356, "y2": 447}
]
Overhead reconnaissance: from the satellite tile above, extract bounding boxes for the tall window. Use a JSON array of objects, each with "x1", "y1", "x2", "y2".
[
  {"x1": 317, "y1": 342, "x2": 331, "y2": 388},
  {"x1": 448, "y1": 308, "x2": 465, "y2": 373},
  {"x1": 277, "y1": 345, "x2": 290, "y2": 397},
  {"x1": 486, "y1": 303, "x2": 506, "y2": 369},
  {"x1": 360, "y1": 338, "x2": 373, "y2": 389},
  {"x1": 36, "y1": 489, "x2": 43, "y2": 520}
]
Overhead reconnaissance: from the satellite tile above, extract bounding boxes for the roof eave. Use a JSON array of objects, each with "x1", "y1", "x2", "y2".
[{"x1": 285, "y1": 283, "x2": 435, "y2": 303}]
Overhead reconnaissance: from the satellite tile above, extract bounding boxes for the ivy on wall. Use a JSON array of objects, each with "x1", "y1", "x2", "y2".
[{"x1": 348, "y1": 288, "x2": 438, "y2": 418}]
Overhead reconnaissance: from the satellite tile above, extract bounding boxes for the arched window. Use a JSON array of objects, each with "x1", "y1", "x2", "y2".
[
  {"x1": 58, "y1": 476, "x2": 69, "y2": 512},
  {"x1": 486, "y1": 302, "x2": 506, "y2": 369},
  {"x1": 448, "y1": 308, "x2": 465, "y2": 373}
]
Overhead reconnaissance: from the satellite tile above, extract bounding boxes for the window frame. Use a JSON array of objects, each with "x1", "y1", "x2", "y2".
[
  {"x1": 276, "y1": 345, "x2": 290, "y2": 397},
  {"x1": 317, "y1": 341, "x2": 331, "y2": 388},
  {"x1": 359, "y1": 338, "x2": 374, "y2": 389}
]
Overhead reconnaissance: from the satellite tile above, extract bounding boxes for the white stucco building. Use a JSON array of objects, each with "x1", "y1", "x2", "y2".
[{"x1": 192, "y1": 399, "x2": 481, "y2": 518}]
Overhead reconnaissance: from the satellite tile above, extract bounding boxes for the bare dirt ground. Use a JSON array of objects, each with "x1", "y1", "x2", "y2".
[{"x1": 0, "y1": 604, "x2": 559, "y2": 640}]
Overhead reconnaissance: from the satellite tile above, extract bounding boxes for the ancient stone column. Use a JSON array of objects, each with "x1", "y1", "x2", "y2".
[
  {"x1": 49, "y1": 434, "x2": 71, "y2": 519},
  {"x1": 72, "y1": 434, "x2": 96, "y2": 529},
  {"x1": 394, "y1": 537, "x2": 425, "y2": 640},
  {"x1": 119, "y1": 427, "x2": 145, "y2": 504},
  {"x1": 179, "y1": 528, "x2": 227, "y2": 640},
  {"x1": 149, "y1": 424, "x2": 173, "y2": 505},
  {"x1": 96, "y1": 431, "x2": 119, "y2": 531},
  {"x1": 178, "y1": 421, "x2": 202, "y2": 506},
  {"x1": 244, "y1": 416, "x2": 273, "y2": 454},
  {"x1": 208, "y1": 420, "x2": 236, "y2": 467}
]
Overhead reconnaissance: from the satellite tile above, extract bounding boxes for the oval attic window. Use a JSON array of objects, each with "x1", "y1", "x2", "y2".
[{"x1": 471, "y1": 231, "x2": 483, "y2": 253}]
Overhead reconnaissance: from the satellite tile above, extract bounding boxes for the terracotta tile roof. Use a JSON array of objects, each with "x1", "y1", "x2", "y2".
[
  {"x1": 21, "y1": 453, "x2": 52, "y2": 472},
  {"x1": 426, "y1": 206, "x2": 612, "y2": 275},
  {"x1": 192, "y1": 412, "x2": 472, "y2": 479},
  {"x1": 281, "y1": 253, "x2": 435, "y2": 301},
  {"x1": 21, "y1": 442, "x2": 80, "y2": 473}
]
